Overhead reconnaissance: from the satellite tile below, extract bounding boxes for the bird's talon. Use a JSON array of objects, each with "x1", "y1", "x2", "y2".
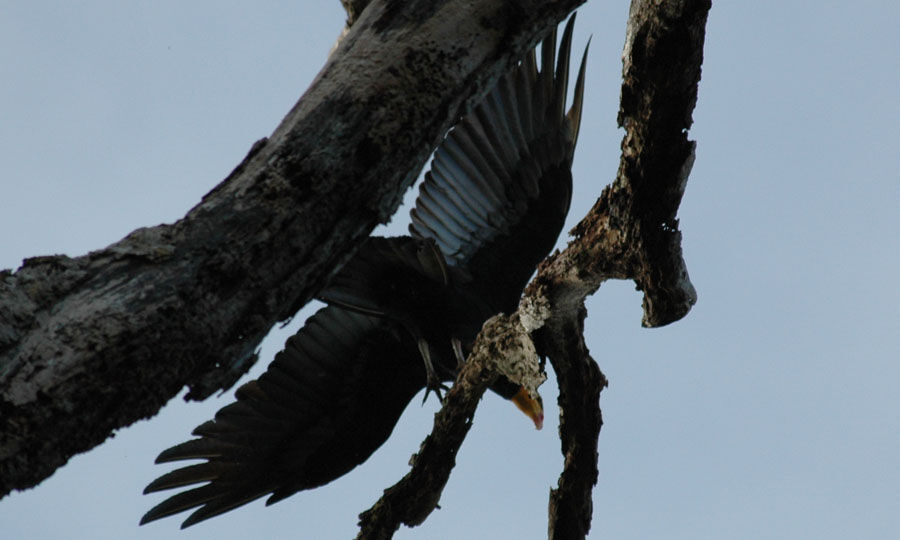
[{"x1": 422, "y1": 377, "x2": 450, "y2": 404}]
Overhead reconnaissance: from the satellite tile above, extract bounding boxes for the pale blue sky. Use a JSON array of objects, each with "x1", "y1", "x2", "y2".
[{"x1": 2, "y1": 2, "x2": 899, "y2": 539}]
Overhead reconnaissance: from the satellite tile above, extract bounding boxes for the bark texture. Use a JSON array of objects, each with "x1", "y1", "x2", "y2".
[{"x1": 0, "y1": 0, "x2": 584, "y2": 498}]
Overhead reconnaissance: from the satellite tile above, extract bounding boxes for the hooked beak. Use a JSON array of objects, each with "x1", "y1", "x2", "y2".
[{"x1": 511, "y1": 386, "x2": 544, "y2": 430}]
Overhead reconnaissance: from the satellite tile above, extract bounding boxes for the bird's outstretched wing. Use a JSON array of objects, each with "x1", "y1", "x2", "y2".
[
  {"x1": 141, "y1": 306, "x2": 426, "y2": 528},
  {"x1": 409, "y1": 15, "x2": 588, "y2": 313}
]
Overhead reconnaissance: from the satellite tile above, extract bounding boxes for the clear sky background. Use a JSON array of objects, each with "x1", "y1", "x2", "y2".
[{"x1": 2, "y1": 2, "x2": 898, "y2": 539}]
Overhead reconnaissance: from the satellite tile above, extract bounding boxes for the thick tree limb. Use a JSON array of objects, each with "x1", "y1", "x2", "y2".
[
  {"x1": 545, "y1": 307, "x2": 603, "y2": 540},
  {"x1": 351, "y1": 1, "x2": 710, "y2": 538},
  {"x1": 542, "y1": 1, "x2": 708, "y2": 537},
  {"x1": 0, "y1": 0, "x2": 585, "y2": 498}
]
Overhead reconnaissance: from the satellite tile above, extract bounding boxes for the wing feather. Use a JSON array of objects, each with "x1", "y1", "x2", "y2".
[
  {"x1": 141, "y1": 307, "x2": 425, "y2": 528},
  {"x1": 409, "y1": 15, "x2": 587, "y2": 311}
]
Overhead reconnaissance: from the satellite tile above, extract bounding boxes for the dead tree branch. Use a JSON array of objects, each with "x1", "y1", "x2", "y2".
[{"x1": 541, "y1": 1, "x2": 709, "y2": 537}]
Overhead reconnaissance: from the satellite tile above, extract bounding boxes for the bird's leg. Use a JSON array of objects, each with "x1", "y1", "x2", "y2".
[
  {"x1": 451, "y1": 337, "x2": 466, "y2": 370},
  {"x1": 418, "y1": 338, "x2": 449, "y2": 403}
]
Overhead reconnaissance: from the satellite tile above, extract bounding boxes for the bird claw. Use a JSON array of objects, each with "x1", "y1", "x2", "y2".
[
  {"x1": 422, "y1": 378, "x2": 450, "y2": 404},
  {"x1": 418, "y1": 338, "x2": 449, "y2": 404}
]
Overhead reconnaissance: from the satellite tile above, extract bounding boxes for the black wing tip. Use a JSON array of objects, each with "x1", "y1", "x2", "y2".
[
  {"x1": 565, "y1": 11, "x2": 578, "y2": 34},
  {"x1": 567, "y1": 37, "x2": 590, "y2": 158},
  {"x1": 143, "y1": 480, "x2": 164, "y2": 495},
  {"x1": 138, "y1": 511, "x2": 192, "y2": 529},
  {"x1": 141, "y1": 487, "x2": 270, "y2": 529},
  {"x1": 141, "y1": 509, "x2": 205, "y2": 529},
  {"x1": 139, "y1": 502, "x2": 188, "y2": 528},
  {"x1": 179, "y1": 512, "x2": 208, "y2": 529},
  {"x1": 153, "y1": 437, "x2": 212, "y2": 464},
  {"x1": 154, "y1": 446, "x2": 183, "y2": 464},
  {"x1": 139, "y1": 487, "x2": 201, "y2": 527}
]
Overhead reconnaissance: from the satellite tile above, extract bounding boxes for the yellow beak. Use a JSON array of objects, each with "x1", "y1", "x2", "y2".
[{"x1": 511, "y1": 386, "x2": 544, "y2": 430}]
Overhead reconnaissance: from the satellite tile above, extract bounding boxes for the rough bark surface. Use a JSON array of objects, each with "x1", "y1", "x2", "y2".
[{"x1": 0, "y1": 0, "x2": 585, "y2": 499}]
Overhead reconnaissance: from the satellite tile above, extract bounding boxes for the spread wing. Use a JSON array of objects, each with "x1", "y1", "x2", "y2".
[
  {"x1": 409, "y1": 15, "x2": 588, "y2": 313},
  {"x1": 141, "y1": 306, "x2": 426, "y2": 528}
]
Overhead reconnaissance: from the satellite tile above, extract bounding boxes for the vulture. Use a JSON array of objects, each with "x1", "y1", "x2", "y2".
[{"x1": 141, "y1": 15, "x2": 587, "y2": 529}]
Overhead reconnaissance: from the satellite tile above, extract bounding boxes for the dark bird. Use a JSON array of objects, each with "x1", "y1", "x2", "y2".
[{"x1": 140, "y1": 16, "x2": 587, "y2": 529}]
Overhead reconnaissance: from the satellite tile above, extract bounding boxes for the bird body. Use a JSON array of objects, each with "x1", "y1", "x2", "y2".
[{"x1": 142, "y1": 15, "x2": 588, "y2": 528}]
